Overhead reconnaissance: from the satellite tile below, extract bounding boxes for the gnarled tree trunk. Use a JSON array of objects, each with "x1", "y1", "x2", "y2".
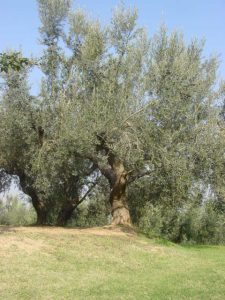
[
  {"x1": 33, "y1": 199, "x2": 48, "y2": 225},
  {"x1": 94, "y1": 134, "x2": 132, "y2": 226},
  {"x1": 56, "y1": 199, "x2": 79, "y2": 226},
  {"x1": 19, "y1": 173, "x2": 48, "y2": 225},
  {"x1": 26, "y1": 187, "x2": 48, "y2": 225},
  {"x1": 109, "y1": 162, "x2": 131, "y2": 226}
]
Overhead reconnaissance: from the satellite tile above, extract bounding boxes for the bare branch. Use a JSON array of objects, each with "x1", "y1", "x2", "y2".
[{"x1": 77, "y1": 176, "x2": 102, "y2": 205}]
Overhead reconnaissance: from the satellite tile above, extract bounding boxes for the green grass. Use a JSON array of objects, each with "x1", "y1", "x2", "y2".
[{"x1": 0, "y1": 226, "x2": 225, "y2": 300}]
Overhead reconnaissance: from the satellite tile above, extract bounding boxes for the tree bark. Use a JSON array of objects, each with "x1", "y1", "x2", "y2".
[
  {"x1": 56, "y1": 199, "x2": 79, "y2": 226},
  {"x1": 18, "y1": 173, "x2": 48, "y2": 225},
  {"x1": 27, "y1": 188, "x2": 48, "y2": 225},
  {"x1": 109, "y1": 162, "x2": 131, "y2": 226},
  {"x1": 35, "y1": 204, "x2": 48, "y2": 225},
  {"x1": 94, "y1": 134, "x2": 132, "y2": 226}
]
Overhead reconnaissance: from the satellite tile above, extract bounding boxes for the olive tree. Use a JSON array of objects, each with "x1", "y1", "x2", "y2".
[
  {"x1": 0, "y1": 66, "x2": 50, "y2": 224},
  {"x1": 1, "y1": 0, "x2": 223, "y2": 227},
  {"x1": 57, "y1": 5, "x2": 222, "y2": 225}
]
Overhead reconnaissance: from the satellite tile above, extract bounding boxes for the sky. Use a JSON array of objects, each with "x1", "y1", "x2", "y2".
[{"x1": 0, "y1": 0, "x2": 225, "y2": 94}]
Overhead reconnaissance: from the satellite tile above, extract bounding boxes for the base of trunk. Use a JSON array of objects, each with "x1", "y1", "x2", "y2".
[
  {"x1": 111, "y1": 201, "x2": 131, "y2": 226},
  {"x1": 56, "y1": 201, "x2": 78, "y2": 226},
  {"x1": 36, "y1": 211, "x2": 48, "y2": 225},
  {"x1": 56, "y1": 215, "x2": 71, "y2": 227}
]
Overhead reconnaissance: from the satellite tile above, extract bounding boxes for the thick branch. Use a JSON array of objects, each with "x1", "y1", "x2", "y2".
[{"x1": 86, "y1": 154, "x2": 115, "y2": 184}]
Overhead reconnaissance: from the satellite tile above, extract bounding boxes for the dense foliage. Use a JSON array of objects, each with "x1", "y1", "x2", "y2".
[
  {"x1": 0, "y1": 52, "x2": 31, "y2": 73},
  {"x1": 0, "y1": 0, "x2": 224, "y2": 243},
  {"x1": 0, "y1": 196, "x2": 36, "y2": 226}
]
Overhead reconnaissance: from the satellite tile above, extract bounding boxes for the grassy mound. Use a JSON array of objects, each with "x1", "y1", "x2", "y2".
[{"x1": 0, "y1": 226, "x2": 225, "y2": 299}]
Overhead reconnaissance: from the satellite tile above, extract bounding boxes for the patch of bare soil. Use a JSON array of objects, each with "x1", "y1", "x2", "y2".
[
  {"x1": 0, "y1": 237, "x2": 45, "y2": 255},
  {"x1": 0, "y1": 225, "x2": 164, "y2": 256},
  {"x1": 0, "y1": 225, "x2": 136, "y2": 237}
]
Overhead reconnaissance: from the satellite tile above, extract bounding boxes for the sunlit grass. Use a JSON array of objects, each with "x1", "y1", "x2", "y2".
[{"x1": 0, "y1": 226, "x2": 225, "y2": 299}]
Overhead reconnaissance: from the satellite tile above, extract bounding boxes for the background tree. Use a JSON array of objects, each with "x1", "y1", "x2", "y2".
[{"x1": 0, "y1": 65, "x2": 50, "y2": 224}]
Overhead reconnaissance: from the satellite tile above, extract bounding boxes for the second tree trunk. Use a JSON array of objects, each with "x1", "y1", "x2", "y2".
[{"x1": 56, "y1": 200, "x2": 79, "y2": 226}]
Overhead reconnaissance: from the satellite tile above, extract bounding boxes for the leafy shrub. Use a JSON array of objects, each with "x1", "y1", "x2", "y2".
[
  {"x1": 0, "y1": 196, "x2": 36, "y2": 226},
  {"x1": 138, "y1": 200, "x2": 225, "y2": 244},
  {"x1": 68, "y1": 194, "x2": 110, "y2": 227}
]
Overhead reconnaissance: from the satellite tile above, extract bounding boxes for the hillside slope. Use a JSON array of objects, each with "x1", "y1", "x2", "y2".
[{"x1": 0, "y1": 226, "x2": 225, "y2": 299}]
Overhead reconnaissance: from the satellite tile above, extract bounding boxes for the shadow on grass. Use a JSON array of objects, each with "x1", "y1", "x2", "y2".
[
  {"x1": 0, "y1": 225, "x2": 17, "y2": 234},
  {"x1": 71, "y1": 225, "x2": 137, "y2": 237},
  {"x1": 103, "y1": 224, "x2": 137, "y2": 234}
]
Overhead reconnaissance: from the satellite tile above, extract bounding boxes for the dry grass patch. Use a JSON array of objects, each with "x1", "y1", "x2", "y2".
[{"x1": 0, "y1": 226, "x2": 225, "y2": 300}]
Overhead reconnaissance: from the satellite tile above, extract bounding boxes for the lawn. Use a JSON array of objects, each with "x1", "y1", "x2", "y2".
[{"x1": 0, "y1": 226, "x2": 225, "y2": 300}]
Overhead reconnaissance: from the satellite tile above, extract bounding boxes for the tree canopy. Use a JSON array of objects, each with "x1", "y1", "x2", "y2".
[{"x1": 0, "y1": 0, "x2": 224, "y2": 229}]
